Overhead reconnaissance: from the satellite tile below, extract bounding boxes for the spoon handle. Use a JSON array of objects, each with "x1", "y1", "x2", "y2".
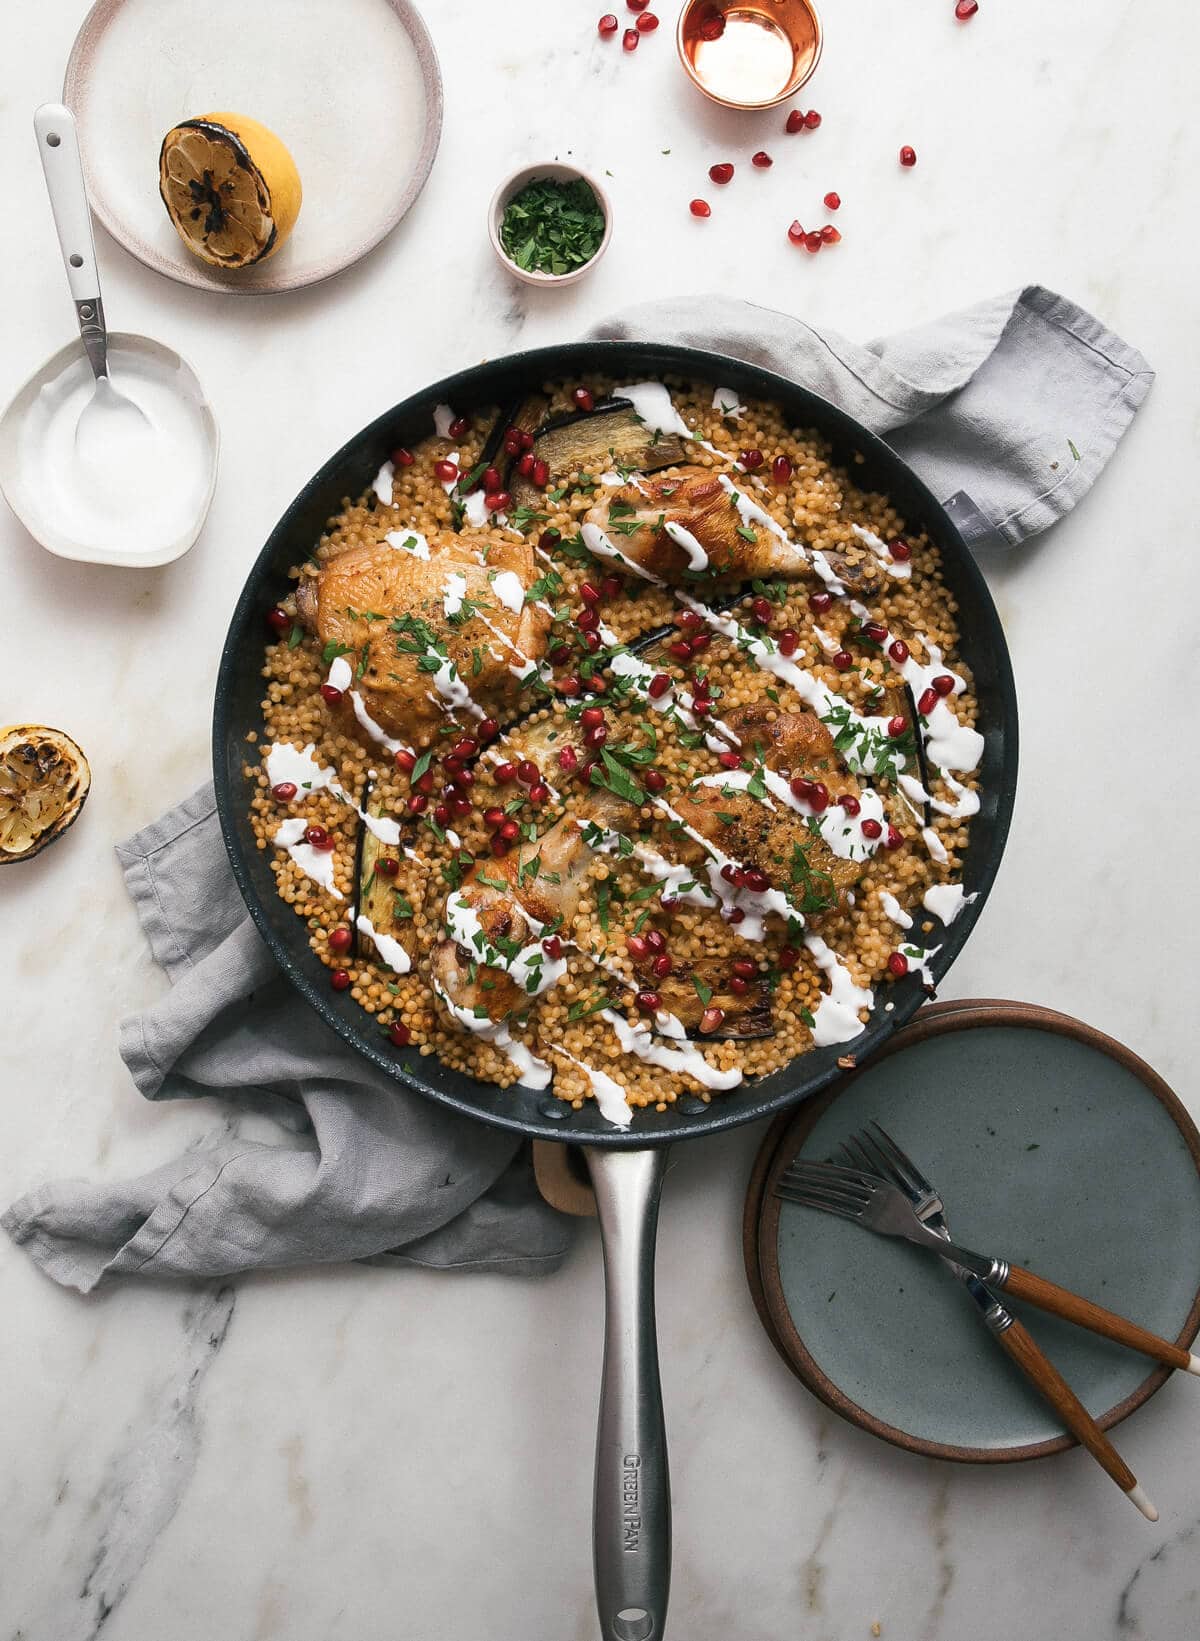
[{"x1": 34, "y1": 103, "x2": 108, "y2": 381}]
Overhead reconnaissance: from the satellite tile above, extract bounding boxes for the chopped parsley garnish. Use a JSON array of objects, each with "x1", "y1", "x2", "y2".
[{"x1": 498, "y1": 177, "x2": 606, "y2": 276}]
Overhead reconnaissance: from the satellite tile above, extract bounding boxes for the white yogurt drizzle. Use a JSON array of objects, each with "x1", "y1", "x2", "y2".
[
  {"x1": 384, "y1": 528, "x2": 430, "y2": 559},
  {"x1": 879, "y1": 892, "x2": 914, "y2": 931},
  {"x1": 923, "y1": 884, "x2": 977, "y2": 926},
  {"x1": 460, "y1": 488, "x2": 490, "y2": 529},
  {"x1": 921, "y1": 827, "x2": 950, "y2": 865},
  {"x1": 433, "y1": 403, "x2": 456, "y2": 438},
  {"x1": 615, "y1": 382, "x2": 693, "y2": 439},
  {"x1": 600, "y1": 1011, "x2": 743, "y2": 1091},
  {"x1": 372, "y1": 461, "x2": 396, "y2": 507},
  {"x1": 445, "y1": 891, "x2": 568, "y2": 1000},
  {"x1": 433, "y1": 980, "x2": 553, "y2": 1089},
  {"x1": 804, "y1": 936, "x2": 874, "y2": 1046},
  {"x1": 272, "y1": 817, "x2": 343, "y2": 897},
  {"x1": 355, "y1": 913, "x2": 412, "y2": 973},
  {"x1": 557, "y1": 1047, "x2": 634, "y2": 1129},
  {"x1": 851, "y1": 523, "x2": 912, "y2": 581},
  {"x1": 581, "y1": 521, "x2": 663, "y2": 583},
  {"x1": 267, "y1": 740, "x2": 403, "y2": 854},
  {"x1": 711, "y1": 386, "x2": 746, "y2": 421},
  {"x1": 898, "y1": 772, "x2": 981, "y2": 820},
  {"x1": 442, "y1": 571, "x2": 468, "y2": 618},
  {"x1": 899, "y1": 941, "x2": 942, "y2": 988},
  {"x1": 664, "y1": 518, "x2": 709, "y2": 571},
  {"x1": 491, "y1": 569, "x2": 526, "y2": 614}
]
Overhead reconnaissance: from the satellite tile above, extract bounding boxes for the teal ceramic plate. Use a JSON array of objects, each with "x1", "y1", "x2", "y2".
[{"x1": 753, "y1": 1001, "x2": 1200, "y2": 1461}]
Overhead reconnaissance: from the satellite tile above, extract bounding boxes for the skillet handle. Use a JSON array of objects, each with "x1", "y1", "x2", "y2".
[{"x1": 584, "y1": 1146, "x2": 671, "y2": 1641}]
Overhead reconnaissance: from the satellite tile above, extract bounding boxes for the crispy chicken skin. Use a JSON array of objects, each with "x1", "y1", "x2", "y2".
[
  {"x1": 297, "y1": 533, "x2": 551, "y2": 750},
  {"x1": 583, "y1": 467, "x2": 810, "y2": 581}
]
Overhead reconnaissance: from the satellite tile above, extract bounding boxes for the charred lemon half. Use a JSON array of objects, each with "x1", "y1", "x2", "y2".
[
  {"x1": 0, "y1": 726, "x2": 91, "y2": 865},
  {"x1": 158, "y1": 112, "x2": 302, "y2": 269}
]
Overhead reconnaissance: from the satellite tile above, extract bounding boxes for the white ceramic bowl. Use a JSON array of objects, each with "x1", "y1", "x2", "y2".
[{"x1": 487, "y1": 162, "x2": 612, "y2": 288}]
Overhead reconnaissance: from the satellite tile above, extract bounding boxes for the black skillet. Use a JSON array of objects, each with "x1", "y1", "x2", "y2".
[{"x1": 213, "y1": 342, "x2": 1018, "y2": 1641}]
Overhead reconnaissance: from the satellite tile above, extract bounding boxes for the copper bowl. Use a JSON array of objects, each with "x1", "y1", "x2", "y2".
[{"x1": 676, "y1": 0, "x2": 823, "y2": 110}]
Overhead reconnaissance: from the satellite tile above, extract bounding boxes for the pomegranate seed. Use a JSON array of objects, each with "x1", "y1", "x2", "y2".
[
  {"x1": 697, "y1": 10, "x2": 724, "y2": 39},
  {"x1": 888, "y1": 639, "x2": 910, "y2": 664},
  {"x1": 531, "y1": 458, "x2": 550, "y2": 488},
  {"x1": 804, "y1": 110, "x2": 821, "y2": 129},
  {"x1": 691, "y1": 673, "x2": 710, "y2": 698},
  {"x1": 394, "y1": 748, "x2": 416, "y2": 774},
  {"x1": 517, "y1": 452, "x2": 535, "y2": 478},
  {"x1": 804, "y1": 231, "x2": 823, "y2": 254},
  {"x1": 388, "y1": 1021, "x2": 411, "y2": 1046},
  {"x1": 520, "y1": 429, "x2": 535, "y2": 450},
  {"x1": 414, "y1": 769, "x2": 436, "y2": 795},
  {"x1": 558, "y1": 745, "x2": 579, "y2": 772},
  {"x1": 573, "y1": 387, "x2": 596, "y2": 413},
  {"x1": 933, "y1": 674, "x2": 956, "y2": 697},
  {"x1": 809, "y1": 591, "x2": 833, "y2": 615},
  {"x1": 639, "y1": 929, "x2": 665, "y2": 956},
  {"x1": 515, "y1": 760, "x2": 538, "y2": 784},
  {"x1": 583, "y1": 631, "x2": 602, "y2": 652},
  {"x1": 660, "y1": 895, "x2": 679, "y2": 912},
  {"x1": 751, "y1": 150, "x2": 773, "y2": 168},
  {"x1": 328, "y1": 926, "x2": 352, "y2": 953},
  {"x1": 451, "y1": 737, "x2": 477, "y2": 760},
  {"x1": 601, "y1": 575, "x2": 622, "y2": 600},
  {"x1": 743, "y1": 868, "x2": 770, "y2": 893},
  {"x1": 598, "y1": 12, "x2": 618, "y2": 33},
  {"x1": 677, "y1": 608, "x2": 704, "y2": 628},
  {"x1": 583, "y1": 724, "x2": 608, "y2": 749},
  {"x1": 788, "y1": 220, "x2": 806, "y2": 245},
  {"x1": 490, "y1": 838, "x2": 510, "y2": 858},
  {"x1": 899, "y1": 145, "x2": 917, "y2": 167},
  {"x1": 528, "y1": 783, "x2": 550, "y2": 804},
  {"x1": 785, "y1": 109, "x2": 806, "y2": 133},
  {"x1": 751, "y1": 594, "x2": 773, "y2": 624},
  {"x1": 266, "y1": 606, "x2": 290, "y2": 634},
  {"x1": 484, "y1": 807, "x2": 505, "y2": 828},
  {"x1": 861, "y1": 817, "x2": 883, "y2": 840},
  {"x1": 740, "y1": 448, "x2": 764, "y2": 469},
  {"x1": 433, "y1": 459, "x2": 458, "y2": 483},
  {"x1": 692, "y1": 698, "x2": 711, "y2": 717},
  {"x1": 627, "y1": 934, "x2": 650, "y2": 960},
  {"x1": 838, "y1": 793, "x2": 861, "y2": 816},
  {"x1": 539, "y1": 529, "x2": 560, "y2": 552},
  {"x1": 636, "y1": 11, "x2": 659, "y2": 30},
  {"x1": 790, "y1": 777, "x2": 814, "y2": 802},
  {"x1": 668, "y1": 639, "x2": 693, "y2": 661},
  {"x1": 918, "y1": 687, "x2": 938, "y2": 716},
  {"x1": 863, "y1": 621, "x2": 888, "y2": 644},
  {"x1": 729, "y1": 976, "x2": 749, "y2": 995},
  {"x1": 580, "y1": 582, "x2": 602, "y2": 606},
  {"x1": 494, "y1": 761, "x2": 517, "y2": 783},
  {"x1": 499, "y1": 819, "x2": 521, "y2": 842},
  {"x1": 820, "y1": 225, "x2": 840, "y2": 244},
  {"x1": 330, "y1": 969, "x2": 351, "y2": 991},
  {"x1": 652, "y1": 953, "x2": 673, "y2": 979},
  {"x1": 778, "y1": 945, "x2": 800, "y2": 970},
  {"x1": 623, "y1": 27, "x2": 639, "y2": 49},
  {"x1": 773, "y1": 455, "x2": 793, "y2": 483},
  {"x1": 320, "y1": 684, "x2": 343, "y2": 705},
  {"x1": 636, "y1": 991, "x2": 662, "y2": 1013},
  {"x1": 709, "y1": 162, "x2": 735, "y2": 184},
  {"x1": 689, "y1": 198, "x2": 712, "y2": 218},
  {"x1": 700, "y1": 1006, "x2": 726, "y2": 1034},
  {"x1": 577, "y1": 607, "x2": 600, "y2": 633},
  {"x1": 884, "y1": 825, "x2": 904, "y2": 851},
  {"x1": 271, "y1": 781, "x2": 298, "y2": 802},
  {"x1": 732, "y1": 958, "x2": 757, "y2": 980},
  {"x1": 374, "y1": 856, "x2": 400, "y2": 878},
  {"x1": 448, "y1": 415, "x2": 470, "y2": 439},
  {"x1": 648, "y1": 672, "x2": 672, "y2": 698},
  {"x1": 643, "y1": 769, "x2": 666, "y2": 792},
  {"x1": 392, "y1": 447, "x2": 415, "y2": 467},
  {"x1": 779, "y1": 629, "x2": 800, "y2": 657},
  {"x1": 407, "y1": 793, "x2": 428, "y2": 815},
  {"x1": 832, "y1": 650, "x2": 853, "y2": 671},
  {"x1": 557, "y1": 674, "x2": 583, "y2": 696},
  {"x1": 955, "y1": 0, "x2": 978, "y2": 16},
  {"x1": 433, "y1": 803, "x2": 451, "y2": 825},
  {"x1": 548, "y1": 644, "x2": 571, "y2": 667},
  {"x1": 887, "y1": 952, "x2": 909, "y2": 977},
  {"x1": 689, "y1": 631, "x2": 711, "y2": 652},
  {"x1": 823, "y1": 191, "x2": 841, "y2": 210},
  {"x1": 543, "y1": 935, "x2": 563, "y2": 959},
  {"x1": 628, "y1": 0, "x2": 649, "y2": 9},
  {"x1": 480, "y1": 466, "x2": 500, "y2": 494},
  {"x1": 304, "y1": 824, "x2": 332, "y2": 849},
  {"x1": 488, "y1": 491, "x2": 513, "y2": 513},
  {"x1": 887, "y1": 715, "x2": 908, "y2": 738},
  {"x1": 889, "y1": 538, "x2": 911, "y2": 561},
  {"x1": 718, "y1": 750, "x2": 742, "y2": 770},
  {"x1": 720, "y1": 864, "x2": 739, "y2": 885},
  {"x1": 451, "y1": 796, "x2": 472, "y2": 817},
  {"x1": 503, "y1": 434, "x2": 522, "y2": 457},
  {"x1": 809, "y1": 783, "x2": 830, "y2": 813}
]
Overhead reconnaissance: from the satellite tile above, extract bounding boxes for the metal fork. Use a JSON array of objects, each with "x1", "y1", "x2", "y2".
[{"x1": 777, "y1": 1125, "x2": 1163, "y2": 1521}]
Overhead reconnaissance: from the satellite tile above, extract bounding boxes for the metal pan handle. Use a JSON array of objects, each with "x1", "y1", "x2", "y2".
[{"x1": 584, "y1": 1146, "x2": 671, "y2": 1641}]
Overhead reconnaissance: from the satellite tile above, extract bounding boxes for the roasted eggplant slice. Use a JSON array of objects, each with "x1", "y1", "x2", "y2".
[
  {"x1": 510, "y1": 398, "x2": 688, "y2": 510},
  {"x1": 355, "y1": 810, "x2": 422, "y2": 971},
  {"x1": 640, "y1": 958, "x2": 773, "y2": 1040}
]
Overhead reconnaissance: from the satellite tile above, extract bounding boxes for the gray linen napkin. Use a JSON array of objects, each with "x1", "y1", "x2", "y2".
[{"x1": 3, "y1": 287, "x2": 1151, "y2": 1293}]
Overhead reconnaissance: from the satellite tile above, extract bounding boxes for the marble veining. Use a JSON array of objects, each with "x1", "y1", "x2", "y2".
[{"x1": 2, "y1": 0, "x2": 1198, "y2": 1637}]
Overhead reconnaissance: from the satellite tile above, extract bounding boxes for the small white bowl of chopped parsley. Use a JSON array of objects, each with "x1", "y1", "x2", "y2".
[{"x1": 488, "y1": 163, "x2": 612, "y2": 286}]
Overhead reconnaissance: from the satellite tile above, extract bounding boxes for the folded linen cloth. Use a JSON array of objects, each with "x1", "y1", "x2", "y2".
[{"x1": 3, "y1": 287, "x2": 1152, "y2": 1292}]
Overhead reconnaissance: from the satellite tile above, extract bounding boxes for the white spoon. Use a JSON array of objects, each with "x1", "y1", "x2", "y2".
[{"x1": 0, "y1": 105, "x2": 218, "y2": 567}]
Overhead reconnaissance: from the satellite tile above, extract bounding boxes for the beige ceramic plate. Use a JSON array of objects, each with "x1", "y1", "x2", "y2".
[{"x1": 63, "y1": 0, "x2": 442, "y2": 295}]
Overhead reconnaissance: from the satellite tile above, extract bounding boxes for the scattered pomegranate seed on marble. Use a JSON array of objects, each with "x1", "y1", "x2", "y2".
[
  {"x1": 899, "y1": 145, "x2": 917, "y2": 167},
  {"x1": 709, "y1": 162, "x2": 735, "y2": 184},
  {"x1": 689, "y1": 198, "x2": 712, "y2": 217},
  {"x1": 804, "y1": 230, "x2": 823, "y2": 253},
  {"x1": 785, "y1": 109, "x2": 806, "y2": 133},
  {"x1": 623, "y1": 27, "x2": 639, "y2": 49},
  {"x1": 598, "y1": 12, "x2": 618, "y2": 33},
  {"x1": 804, "y1": 110, "x2": 821, "y2": 128},
  {"x1": 788, "y1": 220, "x2": 806, "y2": 244},
  {"x1": 627, "y1": 0, "x2": 649, "y2": 9},
  {"x1": 636, "y1": 11, "x2": 659, "y2": 29},
  {"x1": 752, "y1": 150, "x2": 773, "y2": 168},
  {"x1": 821, "y1": 225, "x2": 840, "y2": 244},
  {"x1": 955, "y1": 0, "x2": 978, "y2": 17},
  {"x1": 823, "y1": 191, "x2": 841, "y2": 210}
]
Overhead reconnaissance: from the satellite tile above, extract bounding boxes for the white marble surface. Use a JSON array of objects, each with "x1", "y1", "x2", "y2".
[{"x1": 2, "y1": 2, "x2": 1198, "y2": 1637}]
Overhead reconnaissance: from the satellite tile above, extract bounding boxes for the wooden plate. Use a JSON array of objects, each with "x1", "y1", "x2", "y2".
[
  {"x1": 63, "y1": 0, "x2": 442, "y2": 294},
  {"x1": 746, "y1": 999, "x2": 1200, "y2": 1462}
]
